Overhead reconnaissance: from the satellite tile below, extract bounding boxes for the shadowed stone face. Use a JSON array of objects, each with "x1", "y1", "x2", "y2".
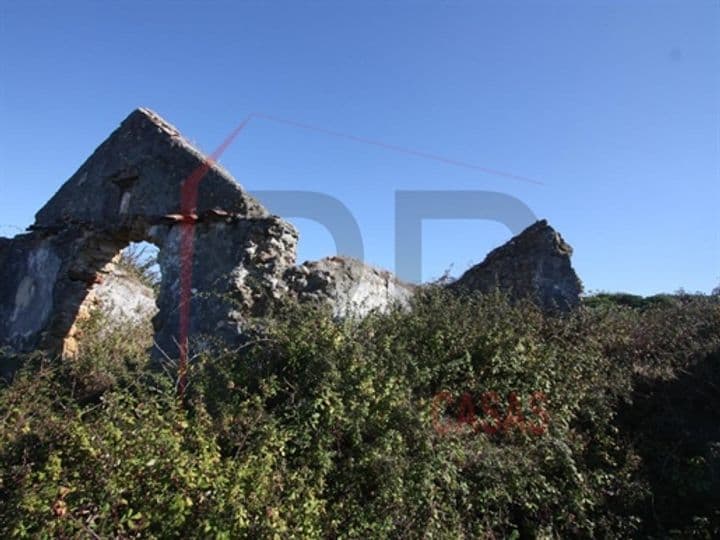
[
  {"x1": 6, "y1": 240, "x2": 61, "y2": 343},
  {"x1": 34, "y1": 108, "x2": 268, "y2": 230},
  {"x1": 449, "y1": 220, "x2": 583, "y2": 312}
]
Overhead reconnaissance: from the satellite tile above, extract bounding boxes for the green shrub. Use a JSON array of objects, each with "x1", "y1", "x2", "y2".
[{"x1": 1, "y1": 290, "x2": 718, "y2": 537}]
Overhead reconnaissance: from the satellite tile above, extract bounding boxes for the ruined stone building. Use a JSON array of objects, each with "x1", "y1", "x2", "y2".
[{"x1": 0, "y1": 108, "x2": 581, "y2": 378}]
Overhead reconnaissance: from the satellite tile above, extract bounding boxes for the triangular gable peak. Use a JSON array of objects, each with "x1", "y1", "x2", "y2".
[{"x1": 34, "y1": 108, "x2": 267, "y2": 230}]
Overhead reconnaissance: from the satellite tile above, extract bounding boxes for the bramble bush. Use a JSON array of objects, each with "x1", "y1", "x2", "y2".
[{"x1": 1, "y1": 289, "x2": 718, "y2": 538}]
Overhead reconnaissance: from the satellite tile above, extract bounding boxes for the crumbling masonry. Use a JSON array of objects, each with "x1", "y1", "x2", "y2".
[{"x1": 0, "y1": 108, "x2": 582, "y2": 378}]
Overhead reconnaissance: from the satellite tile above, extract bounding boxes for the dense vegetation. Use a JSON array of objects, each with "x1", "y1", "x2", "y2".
[{"x1": 1, "y1": 289, "x2": 718, "y2": 538}]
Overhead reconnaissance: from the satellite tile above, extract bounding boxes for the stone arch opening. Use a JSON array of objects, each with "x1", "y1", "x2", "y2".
[
  {"x1": 51, "y1": 223, "x2": 169, "y2": 358},
  {"x1": 91, "y1": 240, "x2": 161, "y2": 334}
]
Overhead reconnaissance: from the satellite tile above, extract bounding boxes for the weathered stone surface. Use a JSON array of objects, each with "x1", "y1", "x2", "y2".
[
  {"x1": 151, "y1": 215, "x2": 298, "y2": 356},
  {"x1": 286, "y1": 256, "x2": 416, "y2": 317},
  {"x1": 0, "y1": 231, "x2": 63, "y2": 353},
  {"x1": 90, "y1": 262, "x2": 158, "y2": 326},
  {"x1": 448, "y1": 219, "x2": 582, "y2": 312},
  {"x1": 0, "y1": 228, "x2": 153, "y2": 358},
  {"x1": 34, "y1": 108, "x2": 268, "y2": 230},
  {"x1": 0, "y1": 108, "x2": 297, "y2": 367}
]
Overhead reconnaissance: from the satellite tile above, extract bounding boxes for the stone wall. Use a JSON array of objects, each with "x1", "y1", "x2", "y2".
[
  {"x1": 0, "y1": 108, "x2": 583, "y2": 379},
  {"x1": 286, "y1": 256, "x2": 416, "y2": 317},
  {"x1": 448, "y1": 219, "x2": 582, "y2": 312}
]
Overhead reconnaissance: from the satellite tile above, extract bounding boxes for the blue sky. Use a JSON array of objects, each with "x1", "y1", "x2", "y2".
[{"x1": 1, "y1": 0, "x2": 718, "y2": 295}]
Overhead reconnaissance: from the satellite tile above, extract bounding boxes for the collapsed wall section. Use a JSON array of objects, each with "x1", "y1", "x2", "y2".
[
  {"x1": 285, "y1": 256, "x2": 416, "y2": 317},
  {"x1": 449, "y1": 219, "x2": 583, "y2": 312}
]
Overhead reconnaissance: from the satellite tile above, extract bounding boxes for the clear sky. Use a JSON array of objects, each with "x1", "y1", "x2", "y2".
[{"x1": 1, "y1": 0, "x2": 718, "y2": 295}]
